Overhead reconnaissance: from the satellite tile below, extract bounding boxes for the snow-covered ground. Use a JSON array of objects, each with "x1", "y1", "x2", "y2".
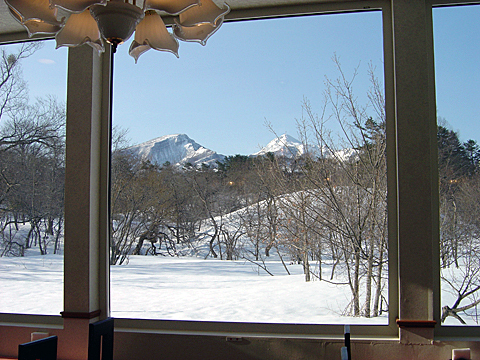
[
  {"x1": 110, "y1": 256, "x2": 386, "y2": 324},
  {"x1": 0, "y1": 253, "x2": 387, "y2": 325},
  {"x1": 1, "y1": 253, "x2": 63, "y2": 315},
  {"x1": 2, "y1": 247, "x2": 477, "y2": 326}
]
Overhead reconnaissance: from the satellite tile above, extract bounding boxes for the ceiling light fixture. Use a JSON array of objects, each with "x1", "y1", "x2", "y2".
[{"x1": 5, "y1": 0, "x2": 230, "y2": 61}]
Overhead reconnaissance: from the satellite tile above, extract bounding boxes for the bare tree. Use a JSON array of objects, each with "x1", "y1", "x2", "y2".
[
  {"x1": 264, "y1": 56, "x2": 388, "y2": 317},
  {"x1": 0, "y1": 96, "x2": 65, "y2": 256},
  {"x1": 441, "y1": 172, "x2": 480, "y2": 324},
  {"x1": 0, "y1": 42, "x2": 42, "y2": 122}
]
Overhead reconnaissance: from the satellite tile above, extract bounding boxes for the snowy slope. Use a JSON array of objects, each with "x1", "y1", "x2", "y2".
[{"x1": 127, "y1": 134, "x2": 225, "y2": 168}]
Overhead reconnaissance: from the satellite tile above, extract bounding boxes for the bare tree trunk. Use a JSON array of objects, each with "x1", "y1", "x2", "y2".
[
  {"x1": 303, "y1": 253, "x2": 311, "y2": 282},
  {"x1": 373, "y1": 240, "x2": 385, "y2": 317},
  {"x1": 53, "y1": 217, "x2": 63, "y2": 254},
  {"x1": 302, "y1": 231, "x2": 311, "y2": 282},
  {"x1": 353, "y1": 247, "x2": 361, "y2": 316},
  {"x1": 275, "y1": 245, "x2": 291, "y2": 275},
  {"x1": 364, "y1": 236, "x2": 375, "y2": 317}
]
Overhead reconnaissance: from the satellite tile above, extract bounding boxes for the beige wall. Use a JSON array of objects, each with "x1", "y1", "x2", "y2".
[{"x1": 2, "y1": 324, "x2": 480, "y2": 360}]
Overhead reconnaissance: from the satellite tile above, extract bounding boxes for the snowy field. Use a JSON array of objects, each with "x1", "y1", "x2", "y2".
[
  {"x1": 1, "y1": 252, "x2": 387, "y2": 325},
  {"x1": 1, "y1": 251, "x2": 475, "y2": 326},
  {"x1": 110, "y1": 256, "x2": 387, "y2": 324}
]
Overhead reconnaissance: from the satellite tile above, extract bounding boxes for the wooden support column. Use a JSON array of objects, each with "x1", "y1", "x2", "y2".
[
  {"x1": 62, "y1": 44, "x2": 112, "y2": 359},
  {"x1": 391, "y1": 0, "x2": 438, "y2": 343}
]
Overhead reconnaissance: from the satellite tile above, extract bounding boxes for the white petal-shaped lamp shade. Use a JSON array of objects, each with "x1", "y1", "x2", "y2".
[
  {"x1": 56, "y1": 10, "x2": 104, "y2": 53},
  {"x1": 5, "y1": 0, "x2": 63, "y2": 25},
  {"x1": 143, "y1": 0, "x2": 199, "y2": 15},
  {"x1": 129, "y1": 11, "x2": 179, "y2": 62},
  {"x1": 8, "y1": 6, "x2": 62, "y2": 37},
  {"x1": 90, "y1": 1, "x2": 144, "y2": 45},
  {"x1": 178, "y1": 0, "x2": 230, "y2": 27},
  {"x1": 173, "y1": 16, "x2": 223, "y2": 45},
  {"x1": 50, "y1": 0, "x2": 106, "y2": 13}
]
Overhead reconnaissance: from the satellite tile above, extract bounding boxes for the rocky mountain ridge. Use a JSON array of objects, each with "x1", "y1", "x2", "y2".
[{"x1": 126, "y1": 133, "x2": 355, "y2": 168}]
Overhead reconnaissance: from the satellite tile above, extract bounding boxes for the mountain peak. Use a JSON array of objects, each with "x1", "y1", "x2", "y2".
[
  {"x1": 127, "y1": 134, "x2": 224, "y2": 167},
  {"x1": 253, "y1": 134, "x2": 305, "y2": 157},
  {"x1": 278, "y1": 133, "x2": 300, "y2": 143}
]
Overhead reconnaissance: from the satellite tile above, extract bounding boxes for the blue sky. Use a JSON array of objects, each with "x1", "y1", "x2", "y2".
[
  {"x1": 15, "y1": 4, "x2": 480, "y2": 156},
  {"x1": 433, "y1": 5, "x2": 480, "y2": 141},
  {"x1": 111, "y1": 10, "x2": 384, "y2": 155}
]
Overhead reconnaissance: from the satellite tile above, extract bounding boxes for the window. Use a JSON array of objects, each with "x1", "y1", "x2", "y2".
[
  {"x1": 110, "y1": 10, "x2": 388, "y2": 327},
  {"x1": 0, "y1": 41, "x2": 67, "y2": 315},
  {"x1": 433, "y1": 4, "x2": 480, "y2": 327},
  {"x1": 4, "y1": 2, "x2": 480, "y2": 358}
]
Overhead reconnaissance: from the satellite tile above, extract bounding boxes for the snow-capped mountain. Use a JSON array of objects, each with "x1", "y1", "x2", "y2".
[
  {"x1": 127, "y1": 133, "x2": 356, "y2": 168},
  {"x1": 127, "y1": 134, "x2": 224, "y2": 168},
  {"x1": 253, "y1": 134, "x2": 357, "y2": 161},
  {"x1": 253, "y1": 134, "x2": 308, "y2": 158}
]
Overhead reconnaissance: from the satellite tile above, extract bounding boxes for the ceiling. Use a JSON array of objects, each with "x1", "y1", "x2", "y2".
[
  {"x1": 0, "y1": 1, "x2": 22, "y2": 36},
  {"x1": 0, "y1": 0, "x2": 366, "y2": 41}
]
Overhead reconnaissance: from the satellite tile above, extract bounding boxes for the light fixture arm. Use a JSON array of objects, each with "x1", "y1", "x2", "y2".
[{"x1": 4, "y1": 0, "x2": 230, "y2": 61}]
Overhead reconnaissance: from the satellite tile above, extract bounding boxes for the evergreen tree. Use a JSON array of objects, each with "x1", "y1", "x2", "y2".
[{"x1": 437, "y1": 126, "x2": 475, "y2": 193}]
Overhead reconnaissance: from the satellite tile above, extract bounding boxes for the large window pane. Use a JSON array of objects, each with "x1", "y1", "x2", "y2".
[
  {"x1": 434, "y1": 4, "x2": 480, "y2": 326},
  {"x1": 0, "y1": 41, "x2": 67, "y2": 315},
  {"x1": 111, "y1": 11, "x2": 387, "y2": 324}
]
